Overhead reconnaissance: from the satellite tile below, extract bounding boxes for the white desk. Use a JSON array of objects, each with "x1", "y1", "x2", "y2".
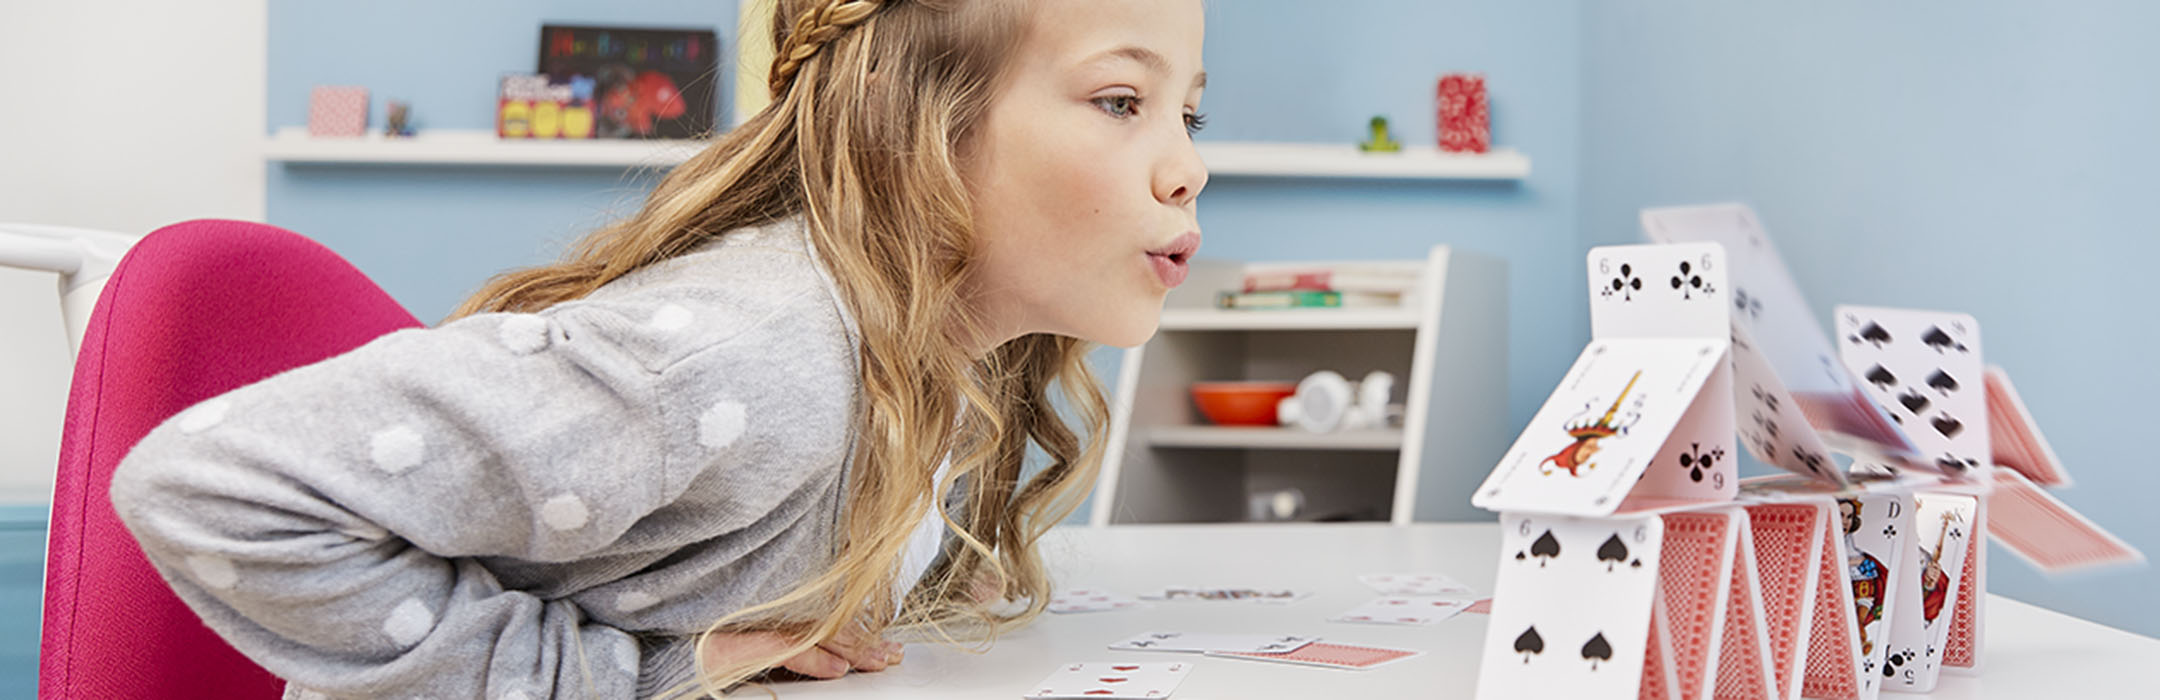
[{"x1": 775, "y1": 523, "x2": 2157, "y2": 699}]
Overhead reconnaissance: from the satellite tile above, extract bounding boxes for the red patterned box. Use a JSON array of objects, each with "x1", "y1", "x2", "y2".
[
  {"x1": 1436, "y1": 73, "x2": 1489, "y2": 154},
  {"x1": 308, "y1": 86, "x2": 369, "y2": 138}
]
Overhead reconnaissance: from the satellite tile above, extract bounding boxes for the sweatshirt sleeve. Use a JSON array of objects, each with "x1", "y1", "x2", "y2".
[{"x1": 109, "y1": 296, "x2": 824, "y2": 699}]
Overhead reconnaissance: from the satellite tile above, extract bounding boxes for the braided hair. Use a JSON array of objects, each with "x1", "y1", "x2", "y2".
[{"x1": 769, "y1": 0, "x2": 889, "y2": 95}]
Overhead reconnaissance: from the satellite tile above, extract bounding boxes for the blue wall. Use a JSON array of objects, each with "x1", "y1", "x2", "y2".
[
  {"x1": 267, "y1": 0, "x2": 741, "y2": 323},
  {"x1": 231, "y1": 0, "x2": 2160, "y2": 643},
  {"x1": 1580, "y1": 0, "x2": 2160, "y2": 637},
  {"x1": 1185, "y1": 1, "x2": 1583, "y2": 431}
]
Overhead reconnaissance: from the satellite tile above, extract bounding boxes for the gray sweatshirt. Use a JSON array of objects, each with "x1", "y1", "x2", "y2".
[{"x1": 111, "y1": 217, "x2": 893, "y2": 698}]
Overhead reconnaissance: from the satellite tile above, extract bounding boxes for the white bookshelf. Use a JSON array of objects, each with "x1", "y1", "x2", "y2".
[
  {"x1": 264, "y1": 128, "x2": 1531, "y2": 179},
  {"x1": 1146, "y1": 427, "x2": 1406, "y2": 451},
  {"x1": 263, "y1": 128, "x2": 705, "y2": 168},
  {"x1": 1089, "y1": 247, "x2": 1510, "y2": 527}
]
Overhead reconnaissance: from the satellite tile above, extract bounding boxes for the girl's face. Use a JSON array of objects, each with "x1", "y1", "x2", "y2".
[{"x1": 961, "y1": 0, "x2": 1208, "y2": 350}]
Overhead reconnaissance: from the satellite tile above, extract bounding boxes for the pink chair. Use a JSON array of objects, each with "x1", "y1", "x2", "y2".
[{"x1": 39, "y1": 220, "x2": 422, "y2": 699}]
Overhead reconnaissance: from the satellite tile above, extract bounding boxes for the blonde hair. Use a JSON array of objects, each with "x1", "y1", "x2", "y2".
[{"x1": 449, "y1": 0, "x2": 1107, "y2": 696}]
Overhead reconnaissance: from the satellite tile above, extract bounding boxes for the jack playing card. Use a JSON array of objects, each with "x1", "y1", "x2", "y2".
[{"x1": 1472, "y1": 338, "x2": 1732, "y2": 516}]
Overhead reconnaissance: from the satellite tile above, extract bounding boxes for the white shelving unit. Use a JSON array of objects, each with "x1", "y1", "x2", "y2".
[
  {"x1": 1089, "y1": 247, "x2": 1510, "y2": 527},
  {"x1": 264, "y1": 128, "x2": 1532, "y2": 180}
]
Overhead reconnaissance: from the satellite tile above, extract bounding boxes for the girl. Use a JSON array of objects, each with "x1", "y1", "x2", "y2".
[{"x1": 110, "y1": 0, "x2": 1208, "y2": 697}]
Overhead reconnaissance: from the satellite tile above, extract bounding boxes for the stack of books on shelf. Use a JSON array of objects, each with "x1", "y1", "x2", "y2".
[{"x1": 1215, "y1": 263, "x2": 1419, "y2": 311}]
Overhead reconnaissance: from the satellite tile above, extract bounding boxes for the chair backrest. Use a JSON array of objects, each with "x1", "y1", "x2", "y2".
[
  {"x1": 0, "y1": 222, "x2": 141, "y2": 354},
  {"x1": 40, "y1": 220, "x2": 423, "y2": 699}
]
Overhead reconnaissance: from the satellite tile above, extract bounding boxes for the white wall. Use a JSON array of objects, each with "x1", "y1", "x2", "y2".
[{"x1": 0, "y1": 0, "x2": 267, "y2": 502}]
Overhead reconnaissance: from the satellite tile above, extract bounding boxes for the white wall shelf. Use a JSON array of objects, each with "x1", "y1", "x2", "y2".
[
  {"x1": 1198, "y1": 142, "x2": 1530, "y2": 180},
  {"x1": 1091, "y1": 247, "x2": 1511, "y2": 527},
  {"x1": 1147, "y1": 426, "x2": 1404, "y2": 451},
  {"x1": 263, "y1": 127, "x2": 704, "y2": 168},
  {"x1": 264, "y1": 128, "x2": 1530, "y2": 180},
  {"x1": 1158, "y1": 308, "x2": 1422, "y2": 331}
]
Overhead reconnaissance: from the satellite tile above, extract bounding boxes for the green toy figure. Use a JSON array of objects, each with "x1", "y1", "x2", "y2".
[{"x1": 1358, "y1": 115, "x2": 1401, "y2": 153}]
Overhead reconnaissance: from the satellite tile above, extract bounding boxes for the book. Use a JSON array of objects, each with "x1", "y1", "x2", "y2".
[
  {"x1": 498, "y1": 74, "x2": 595, "y2": 139},
  {"x1": 539, "y1": 25, "x2": 720, "y2": 139},
  {"x1": 1241, "y1": 267, "x2": 1419, "y2": 294},
  {"x1": 1215, "y1": 290, "x2": 1405, "y2": 310}
]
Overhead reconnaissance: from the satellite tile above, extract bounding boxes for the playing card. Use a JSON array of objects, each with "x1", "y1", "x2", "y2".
[
  {"x1": 1835, "y1": 490, "x2": 1912, "y2": 697},
  {"x1": 1731, "y1": 321, "x2": 1846, "y2": 486},
  {"x1": 1358, "y1": 572, "x2": 1472, "y2": 596},
  {"x1": 1987, "y1": 469, "x2": 2143, "y2": 573},
  {"x1": 1049, "y1": 588, "x2": 1143, "y2": 614},
  {"x1": 1881, "y1": 493, "x2": 1977, "y2": 692},
  {"x1": 1477, "y1": 512, "x2": 1665, "y2": 699},
  {"x1": 1641, "y1": 204, "x2": 1914, "y2": 457},
  {"x1": 1836, "y1": 306, "x2": 1989, "y2": 478},
  {"x1": 1983, "y1": 366, "x2": 2071, "y2": 487},
  {"x1": 1587, "y1": 242, "x2": 1730, "y2": 340},
  {"x1": 1024, "y1": 662, "x2": 1191, "y2": 699},
  {"x1": 1617, "y1": 349, "x2": 1738, "y2": 512},
  {"x1": 1464, "y1": 597, "x2": 1492, "y2": 615},
  {"x1": 1206, "y1": 642, "x2": 1421, "y2": 670},
  {"x1": 1140, "y1": 586, "x2": 1311, "y2": 604},
  {"x1": 1330, "y1": 596, "x2": 1471, "y2": 626},
  {"x1": 1107, "y1": 631, "x2": 1317, "y2": 654},
  {"x1": 1473, "y1": 338, "x2": 1728, "y2": 516}
]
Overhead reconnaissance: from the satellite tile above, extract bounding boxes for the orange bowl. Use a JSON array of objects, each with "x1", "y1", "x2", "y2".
[{"x1": 1190, "y1": 381, "x2": 1298, "y2": 426}]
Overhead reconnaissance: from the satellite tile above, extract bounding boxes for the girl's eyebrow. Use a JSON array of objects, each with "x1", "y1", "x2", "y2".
[{"x1": 1082, "y1": 45, "x2": 1208, "y2": 90}]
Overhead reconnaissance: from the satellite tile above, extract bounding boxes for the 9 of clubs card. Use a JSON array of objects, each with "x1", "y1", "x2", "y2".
[
  {"x1": 1476, "y1": 513, "x2": 1665, "y2": 700},
  {"x1": 1474, "y1": 338, "x2": 1726, "y2": 516}
]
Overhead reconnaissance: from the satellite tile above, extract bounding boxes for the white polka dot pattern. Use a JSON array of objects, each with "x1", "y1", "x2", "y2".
[
  {"x1": 698, "y1": 400, "x2": 747, "y2": 449},
  {"x1": 647, "y1": 304, "x2": 693, "y2": 332},
  {"x1": 615, "y1": 590, "x2": 659, "y2": 613},
  {"x1": 614, "y1": 635, "x2": 639, "y2": 674},
  {"x1": 383, "y1": 598, "x2": 434, "y2": 647},
  {"x1": 177, "y1": 399, "x2": 230, "y2": 434},
  {"x1": 540, "y1": 494, "x2": 590, "y2": 531},
  {"x1": 369, "y1": 426, "x2": 425, "y2": 474},
  {"x1": 497, "y1": 314, "x2": 550, "y2": 355},
  {"x1": 185, "y1": 554, "x2": 239, "y2": 589}
]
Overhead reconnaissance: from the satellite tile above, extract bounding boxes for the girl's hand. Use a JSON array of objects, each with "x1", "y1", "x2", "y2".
[{"x1": 699, "y1": 626, "x2": 905, "y2": 680}]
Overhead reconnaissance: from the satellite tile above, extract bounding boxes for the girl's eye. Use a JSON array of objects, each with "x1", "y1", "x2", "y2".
[
  {"x1": 1184, "y1": 111, "x2": 1208, "y2": 136},
  {"x1": 1092, "y1": 95, "x2": 1140, "y2": 119}
]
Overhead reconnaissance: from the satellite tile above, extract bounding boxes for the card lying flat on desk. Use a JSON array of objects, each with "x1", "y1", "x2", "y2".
[
  {"x1": 1330, "y1": 596, "x2": 1471, "y2": 626},
  {"x1": 1141, "y1": 586, "x2": 1312, "y2": 604},
  {"x1": 1358, "y1": 572, "x2": 1472, "y2": 596},
  {"x1": 1049, "y1": 588, "x2": 1143, "y2": 614},
  {"x1": 1024, "y1": 662, "x2": 1191, "y2": 699},
  {"x1": 1205, "y1": 642, "x2": 1421, "y2": 670},
  {"x1": 1109, "y1": 631, "x2": 1317, "y2": 654}
]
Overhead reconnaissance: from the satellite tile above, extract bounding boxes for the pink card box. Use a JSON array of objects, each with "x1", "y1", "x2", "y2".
[{"x1": 308, "y1": 86, "x2": 369, "y2": 138}]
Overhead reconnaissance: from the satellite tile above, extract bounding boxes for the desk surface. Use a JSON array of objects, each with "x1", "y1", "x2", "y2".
[{"x1": 773, "y1": 523, "x2": 2157, "y2": 699}]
